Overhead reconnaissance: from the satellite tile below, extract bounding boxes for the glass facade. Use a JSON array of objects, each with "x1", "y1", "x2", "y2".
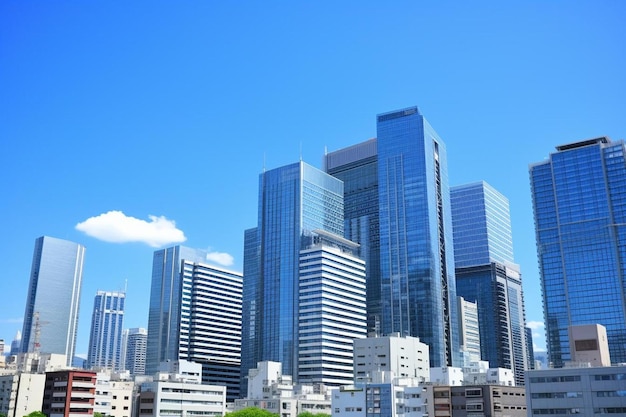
[
  {"x1": 147, "y1": 245, "x2": 242, "y2": 401},
  {"x1": 451, "y1": 182, "x2": 529, "y2": 385},
  {"x1": 241, "y1": 161, "x2": 344, "y2": 381},
  {"x1": 451, "y1": 182, "x2": 514, "y2": 268},
  {"x1": 530, "y1": 137, "x2": 626, "y2": 366},
  {"x1": 325, "y1": 138, "x2": 381, "y2": 334},
  {"x1": 376, "y1": 107, "x2": 459, "y2": 368},
  {"x1": 87, "y1": 291, "x2": 125, "y2": 370},
  {"x1": 21, "y1": 236, "x2": 85, "y2": 366}
]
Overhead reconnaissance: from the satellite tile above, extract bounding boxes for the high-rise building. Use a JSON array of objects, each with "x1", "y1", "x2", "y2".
[
  {"x1": 326, "y1": 107, "x2": 460, "y2": 368},
  {"x1": 9, "y1": 331, "x2": 21, "y2": 357},
  {"x1": 298, "y1": 230, "x2": 367, "y2": 386},
  {"x1": 147, "y1": 246, "x2": 243, "y2": 401},
  {"x1": 20, "y1": 236, "x2": 85, "y2": 366},
  {"x1": 324, "y1": 138, "x2": 381, "y2": 334},
  {"x1": 87, "y1": 291, "x2": 125, "y2": 370},
  {"x1": 122, "y1": 327, "x2": 147, "y2": 375},
  {"x1": 451, "y1": 181, "x2": 529, "y2": 385},
  {"x1": 241, "y1": 161, "x2": 346, "y2": 387},
  {"x1": 530, "y1": 137, "x2": 626, "y2": 366}
]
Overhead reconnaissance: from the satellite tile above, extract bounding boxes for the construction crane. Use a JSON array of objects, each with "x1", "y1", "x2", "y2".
[{"x1": 31, "y1": 311, "x2": 50, "y2": 354}]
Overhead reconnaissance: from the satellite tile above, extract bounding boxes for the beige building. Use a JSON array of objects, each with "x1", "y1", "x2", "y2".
[{"x1": 0, "y1": 372, "x2": 46, "y2": 417}]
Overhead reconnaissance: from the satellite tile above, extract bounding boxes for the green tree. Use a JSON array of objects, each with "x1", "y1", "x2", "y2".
[
  {"x1": 225, "y1": 407, "x2": 279, "y2": 417},
  {"x1": 24, "y1": 412, "x2": 45, "y2": 417}
]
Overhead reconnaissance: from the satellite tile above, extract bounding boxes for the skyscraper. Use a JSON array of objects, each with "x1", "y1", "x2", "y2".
[
  {"x1": 326, "y1": 106, "x2": 460, "y2": 368},
  {"x1": 241, "y1": 161, "x2": 345, "y2": 385},
  {"x1": 530, "y1": 137, "x2": 626, "y2": 366},
  {"x1": 121, "y1": 327, "x2": 147, "y2": 375},
  {"x1": 87, "y1": 291, "x2": 125, "y2": 370},
  {"x1": 20, "y1": 236, "x2": 85, "y2": 366},
  {"x1": 451, "y1": 181, "x2": 529, "y2": 385},
  {"x1": 298, "y1": 230, "x2": 367, "y2": 386},
  {"x1": 147, "y1": 246, "x2": 243, "y2": 401}
]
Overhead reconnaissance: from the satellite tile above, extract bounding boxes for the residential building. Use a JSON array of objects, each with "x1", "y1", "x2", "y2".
[
  {"x1": 94, "y1": 371, "x2": 134, "y2": 417},
  {"x1": 138, "y1": 361, "x2": 226, "y2": 417},
  {"x1": 20, "y1": 236, "x2": 86, "y2": 366},
  {"x1": 241, "y1": 161, "x2": 345, "y2": 388},
  {"x1": 235, "y1": 361, "x2": 332, "y2": 417},
  {"x1": 424, "y1": 384, "x2": 527, "y2": 417},
  {"x1": 0, "y1": 373, "x2": 46, "y2": 417},
  {"x1": 146, "y1": 246, "x2": 243, "y2": 401},
  {"x1": 42, "y1": 369, "x2": 96, "y2": 417},
  {"x1": 122, "y1": 327, "x2": 147, "y2": 375},
  {"x1": 332, "y1": 382, "x2": 426, "y2": 417},
  {"x1": 530, "y1": 136, "x2": 626, "y2": 366},
  {"x1": 298, "y1": 230, "x2": 367, "y2": 386},
  {"x1": 451, "y1": 182, "x2": 529, "y2": 385},
  {"x1": 353, "y1": 334, "x2": 430, "y2": 384},
  {"x1": 325, "y1": 138, "x2": 381, "y2": 334},
  {"x1": 327, "y1": 106, "x2": 460, "y2": 368},
  {"x1": 87, "y1": 291, "x2": 125, "y2": 371}
]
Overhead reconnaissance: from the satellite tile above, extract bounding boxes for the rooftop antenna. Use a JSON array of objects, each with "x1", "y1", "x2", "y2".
[
  {"x1": 124, "y1": 278, "x2": 128, "y2": 293},
  {"x1": 299, "y1": 142, "x2": 302, "y2": 162}
]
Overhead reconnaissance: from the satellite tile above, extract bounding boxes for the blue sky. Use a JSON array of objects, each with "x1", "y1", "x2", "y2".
[{"x1": 1, "y1": 1, "x2": 624, "y2": 358}]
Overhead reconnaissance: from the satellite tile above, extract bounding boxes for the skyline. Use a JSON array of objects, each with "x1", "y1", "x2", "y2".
[{"x1": 2, "y1": 2, "x2": 625, "y2": 358}]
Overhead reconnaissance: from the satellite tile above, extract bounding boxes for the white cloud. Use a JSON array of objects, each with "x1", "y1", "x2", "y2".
[
  {"x1": 526, "y1": 321, "x2": 545, "y2": 330},
  {"x1": 533, "y1": 343, "x2": 547, "y2": 353},
  {"x1": 206, "y1": 251, "x2": 234, "y2": 267},
  {"x1": 76, "y1": 210, "x2": 186, "y2": 247}
]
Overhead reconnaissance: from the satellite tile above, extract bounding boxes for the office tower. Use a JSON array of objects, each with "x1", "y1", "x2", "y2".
[
  {"x1": 457, "y1": 296, "x2": 481, "y2": 362},
  {"x1": 525, "y1": 327, "x2": 535, "y2": 370},
  {"x1": 298, "y1": 230, "x2": 367, "y2": 386},
  {"x1": 9, "y1": 331, "x2": 21, "y2": 357},
  {"x1": 20, "y1": 236, "x2": 85, "y2": 366},
  {"x1": 147, "y1": 246, "x2": 243, "y2": 401},
  {"x1": 87, "y1": 291, "x2": 125, "y2": 370},
  {"x1": 530, "y1": 137, "x2": 626, "y2": 366},
  {"x1": 451, "y1": 181, "x2": 529, "y2": 385},
  {"x1": 241, "y1": 161, "x2": 345, "y2": 387},
  {"x1": 326, "y1": 107, "x2": 460, "y2": 368},
  {"x1": 325, "y1": 138, "x2": 381, "y2": 334},
  {"x1": 122, "y1": 327, "x2": 147, "y2": 375}
]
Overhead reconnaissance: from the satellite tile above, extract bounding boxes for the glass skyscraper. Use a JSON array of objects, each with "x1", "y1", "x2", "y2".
[
  {"x1": 241, "y1": 161, "x2": 345, "y2": 387},
  {"x1": 147, "y1": 246, "x2": 243, "y2": 401},
  {"x1": 122, "y1": 327, "x2": 147, "y2": 375},
  {"x1": 451, "y1": 181, "x2": 529, "y2": 385},
  {"x1": 326, "y1": 107, "x2": 460, "y2": 368},
  {"x1": 87, "y1": 290, "x2": 125, "y2": 370},
  {"x1": 530, "y1": 137, "x2": 626, "y2": 366},
  {"x1": 20, "y1": 236, "x2": 85, "y2": 366}
]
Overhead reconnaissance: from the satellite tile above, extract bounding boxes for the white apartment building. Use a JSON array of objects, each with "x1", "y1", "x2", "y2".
[
  {"x1": 0, "y1": 373, "x2": 46, "y2": 417},
  {"x1": 94, "y1": 371, "x2": 134, "y2": 417},
  {"x1": 235, "y1": 361, "x2": 332, "y2": 417},
  {"x1": 353, "y1": 334, "x2": 430, "y2": 384}
]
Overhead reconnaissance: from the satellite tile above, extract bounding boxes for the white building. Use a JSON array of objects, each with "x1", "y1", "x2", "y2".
[
  {"x1": 121, "y1": 327, "x2": 147, "y2": 375},
  {"x1": 138, "y1": 360, "x2": 225, "y2": 417},
  {"x1": 429, "y1": 367, "x2": 464, "y2": 386},
  {"x1": 457, "y1": 296, "x2": 481, "y2": 361},
  {"x1": 0, "y1": 373, "x2": 46, "y2": 417},
  {"x1": 235, "y1": 361, "x2": 332, "y2": 417},
  {"x1": 354, "y1": 334, "x2": 430, "y2": 384},
  {"x1": 298, "y1": 230, "x2": 367, "y2": 386},
  {"x1": 94, "y1": 371, "x2": 134, "y2": 417},
  {"x1": 331, "y1": 381, "x2": 428, "y2": 417}
]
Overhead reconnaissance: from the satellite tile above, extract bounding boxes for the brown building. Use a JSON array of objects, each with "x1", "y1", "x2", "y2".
[
  {"x1": 426, "y1": 384, "x2": 527, "y2": 417},
  {"x1": 42, "y1": 370, "x2": 96, "y2": 417}
]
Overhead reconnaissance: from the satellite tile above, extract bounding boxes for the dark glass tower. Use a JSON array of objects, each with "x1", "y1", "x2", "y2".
[
  {"x1": 530, "y1": 137, "x2": 626, "y2": 366},
  {"x1": 241, "y1": 161, "x2": 344, "y2": 384},
  {"x1": 451, "y1": 181, "x2": 529, "y2": 385},
  {"x1": 327, "y1": 107, "x2": 459, "y2": 368}
]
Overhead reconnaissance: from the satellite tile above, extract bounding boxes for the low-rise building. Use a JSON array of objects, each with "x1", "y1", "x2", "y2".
[{"x1": 42, "y1": 370, "x2": 97, "y2": 417}]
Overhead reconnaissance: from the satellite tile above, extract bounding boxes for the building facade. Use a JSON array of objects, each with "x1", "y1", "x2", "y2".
[
  {"x1": 298, "y1": 230, "x2": 367, "y2": 386},
  {"x1": 241, "y1": 161, "x2": 345, "y2": 386},
  {"x1": 451, "y1": 182, "x2": 529, "y2": 385},
  {"x1": 457, "y1": 296, "x2": 481, "y2": 362},
  {"x1": 530, "y1": 137, "x2": 626, "y2": 366},
  {"x1": 146, "y1": 246, "x2": 243, "y2": 401},
  {"x1": 87, "y1": 291, "x2": 125, "y2": 370},
  {"x1": 122, "y1": 327, "x2": 147, "y2": 375},
  {"x1": 325, "y1": 138, "x2": 381, "y2": 334},
  {"x1": 42, "y1": 370, "x2": 96, "y2": 417},
  {"x1": 326, "y1": 107, "x2": 459, "y2": 368},
  {"x1": 20, "y1": 236, "x2": 86, "y2": 366}
]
